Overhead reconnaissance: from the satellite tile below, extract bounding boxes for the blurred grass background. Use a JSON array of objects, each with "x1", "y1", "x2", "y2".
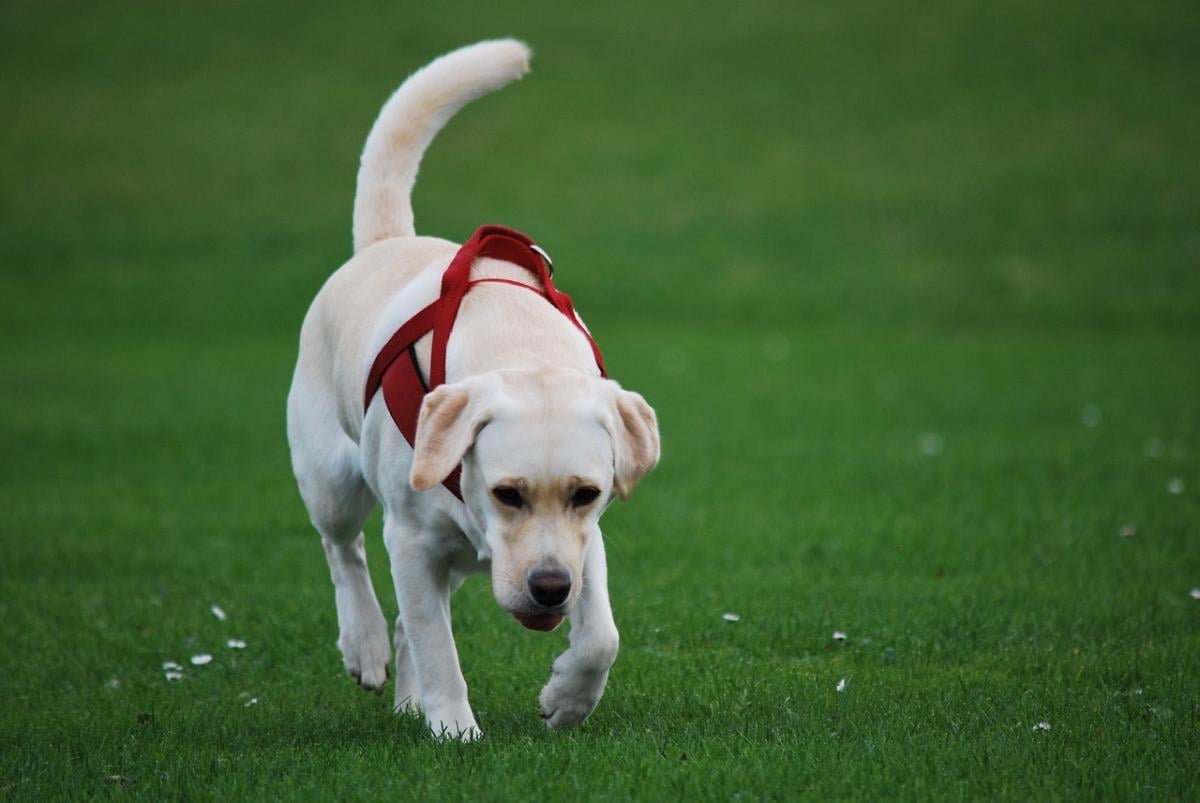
[{"x1": 1, "y1": 0, "x2": 1198, "y2": 799}]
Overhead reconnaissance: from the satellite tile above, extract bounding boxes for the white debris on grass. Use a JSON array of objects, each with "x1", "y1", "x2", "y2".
[
  {"x1": 211, "y1": 604, "x2": 227, "y2": 621},
  {"x1": 1190, "y1": 588, "x2": 1200, "y2": 600},
  {"x1": 227, "y1": 639, "x2": 247, "y2": 649},
  {"x1": 1167, "y1": 477, "x2": 1184, "y2": 495},
  {"x1": 243, "y1": 697, "x2": 259, "y2": 708},
  {"x1": 721, "y1": 612, "x2": 740, "y2": 623},
  {"x1": 162, "y1": 661, "x2": 182, "y2": 671},
  {"x1": 836, "y1": 678, "x2": 847, "y2": 693},
  {"x1": 918, "y1": 432, "x2": 944, "y2": 456},
  {"x1": 190, "y1": 654, "x2": 213, "y2": 666},
  {"x1": 832, "y1": 631, "x2": 847, "y2": 641},
  {"x1": 1080, "y1": 404, "x2": 1102, "y2": 428},
  {"x1": 1033, "y1": 721, "x2": 1052, "y2": 731},
  {"x1": 164, "y1": 670, "x2": 184, "y2": 682},
  {"x1": 1119, "y1": 524, "x2": 1137, "y2": 538}
]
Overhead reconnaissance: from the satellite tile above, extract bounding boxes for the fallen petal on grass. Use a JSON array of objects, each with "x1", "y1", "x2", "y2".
[
  {"x1": 721, "y1": 612, "x2": 740, "y2": 622},
  {"x1": 226, "y1": 639, "x2": 246, "y2": 649},
  {"x1": 836, "y1": 678, "x2": 847, "y2": 693},
  {"x1": 190, "y1": 654, "x2": 213, "y2": 666},
  {"x1": 210, "y1": 605, "x2": 227, "y2": 621}
]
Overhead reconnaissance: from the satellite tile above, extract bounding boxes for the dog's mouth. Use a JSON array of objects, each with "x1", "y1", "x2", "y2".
[{"x1": 512, "y1": 612, "x2": 565, "y2": 632}]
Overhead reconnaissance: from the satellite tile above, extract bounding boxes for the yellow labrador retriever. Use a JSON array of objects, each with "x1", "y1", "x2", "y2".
[{"x1": 286, "y1": 40, "x2": 660, "y2": 740}]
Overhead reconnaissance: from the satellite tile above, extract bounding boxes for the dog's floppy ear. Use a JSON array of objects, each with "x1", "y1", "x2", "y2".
[
  {"x1": 410, "y1": 376, "x2": 495, "y2": 491},
  {"x1": 608, "y1": 387, "x2": 660, "y2": 500}
]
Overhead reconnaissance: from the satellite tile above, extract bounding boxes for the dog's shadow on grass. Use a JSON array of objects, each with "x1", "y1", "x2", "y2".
[
  {"x1": 216, "y1": 701, "x2": 650, "y2": 753},
  {"x1": 139, "y1": 659, "x2": 659, "y2": 754}
]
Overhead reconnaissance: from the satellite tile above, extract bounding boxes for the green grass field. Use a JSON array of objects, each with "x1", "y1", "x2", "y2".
[{"x1": 2, "y1": 0, "x2": 1198, "y2": 799}]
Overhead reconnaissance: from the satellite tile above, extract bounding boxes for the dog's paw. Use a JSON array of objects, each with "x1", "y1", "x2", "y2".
[
  {"x1": 538, "y1": 664, "x2": 609, "y2": 729},
  {"x1": 539, "y1": 634, "x2": 618, "y2": 729},
  {"x1": 426, "y1": 707, "x2": 482, "y2": 741},
  {"x1": 338, "y1": 617, "x2": 392, "y2": 693},
  {"x1": 394, "y1": 693, "x2": 421, "y2": 716}
]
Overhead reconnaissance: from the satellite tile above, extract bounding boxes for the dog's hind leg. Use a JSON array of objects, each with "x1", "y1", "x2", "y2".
[
  {"x1": 289, "y1": 379, "x2": 391, "y2": 693},
  {"x1": 321, "y1": 524, "x2": 391, "y2": 693}
]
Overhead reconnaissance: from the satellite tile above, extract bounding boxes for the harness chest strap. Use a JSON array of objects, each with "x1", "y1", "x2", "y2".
[{"x1": 363, "y1": 225, "x2": 608, "y2": 499}]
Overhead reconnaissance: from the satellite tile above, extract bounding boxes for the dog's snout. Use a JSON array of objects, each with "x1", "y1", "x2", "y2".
[{"x1": 527, "y1": 567, "x2": 572, "y2": 607}]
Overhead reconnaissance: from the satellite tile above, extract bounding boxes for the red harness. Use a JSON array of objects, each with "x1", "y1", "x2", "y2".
[{"x1": 363, "y1": 225, "x2": 608, "y2": 499}]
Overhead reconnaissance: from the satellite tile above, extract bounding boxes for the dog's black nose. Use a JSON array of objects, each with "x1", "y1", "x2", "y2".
[{"x1": 527, "y1": 567, "x2": 572, "y2": 607}]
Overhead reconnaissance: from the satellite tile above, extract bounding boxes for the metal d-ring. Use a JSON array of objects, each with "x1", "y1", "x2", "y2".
[{"x1": 530, "y1": 243, "x2": 554, "y2": 277}]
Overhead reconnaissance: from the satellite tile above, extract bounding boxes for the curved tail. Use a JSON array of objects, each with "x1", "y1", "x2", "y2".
[{"x1": 351, "y1": 39, "x2": 532, "y2": 253}]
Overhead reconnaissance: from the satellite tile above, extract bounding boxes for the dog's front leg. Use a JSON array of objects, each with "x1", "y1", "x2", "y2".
[
  {"x1": 539, "y1": 532, "x2": 620, "y2": 728},
  {"x1": 385, "y1": 518, "x2": 480, "y2": 740}
]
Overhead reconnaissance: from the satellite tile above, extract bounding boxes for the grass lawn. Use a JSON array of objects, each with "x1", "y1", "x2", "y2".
[{"x1": 2, "y1": 0, "x2": 1198, "y2": 799}]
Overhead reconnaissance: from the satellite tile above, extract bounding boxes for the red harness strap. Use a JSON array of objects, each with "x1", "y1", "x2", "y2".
[{"x1": 363, "y1": 225, "x2": 607, "y2": 499}]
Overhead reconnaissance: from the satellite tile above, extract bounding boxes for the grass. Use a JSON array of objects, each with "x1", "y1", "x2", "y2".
[{"x1": 2, "y1": 0, "x2": 1198, "y2": 799}]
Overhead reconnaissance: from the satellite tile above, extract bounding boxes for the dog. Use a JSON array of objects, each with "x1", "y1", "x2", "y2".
[{"x1": 286, "y1": 40, "x2": 660, "y2": 740}]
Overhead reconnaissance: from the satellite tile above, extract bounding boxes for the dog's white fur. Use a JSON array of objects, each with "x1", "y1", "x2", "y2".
[{"x1": 286, "y1": 40, "x2": 660, "y2": 740}]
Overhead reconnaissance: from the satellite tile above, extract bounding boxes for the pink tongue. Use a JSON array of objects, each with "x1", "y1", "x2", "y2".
[{"x1": 513, "y1": 612, "x2": 564, "y2": 632}]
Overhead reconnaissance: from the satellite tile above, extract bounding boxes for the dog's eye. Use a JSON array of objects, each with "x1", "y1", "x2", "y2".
[
  {"x1": 492, "y1": 486, "x2": 524, "y2": 509},
  {"x1": 570, "y1": 487, "x2": 601, "y2": 508}
]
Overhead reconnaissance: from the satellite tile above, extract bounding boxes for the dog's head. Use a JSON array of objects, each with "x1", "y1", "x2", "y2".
[{"x1": 409, "y1": 369, "x2": 659, "y2": 630}]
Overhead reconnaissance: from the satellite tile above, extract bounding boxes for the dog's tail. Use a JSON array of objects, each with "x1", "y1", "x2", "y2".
[{"x1": 351, "y1": 39, "x2": 532, "y2": 253}]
